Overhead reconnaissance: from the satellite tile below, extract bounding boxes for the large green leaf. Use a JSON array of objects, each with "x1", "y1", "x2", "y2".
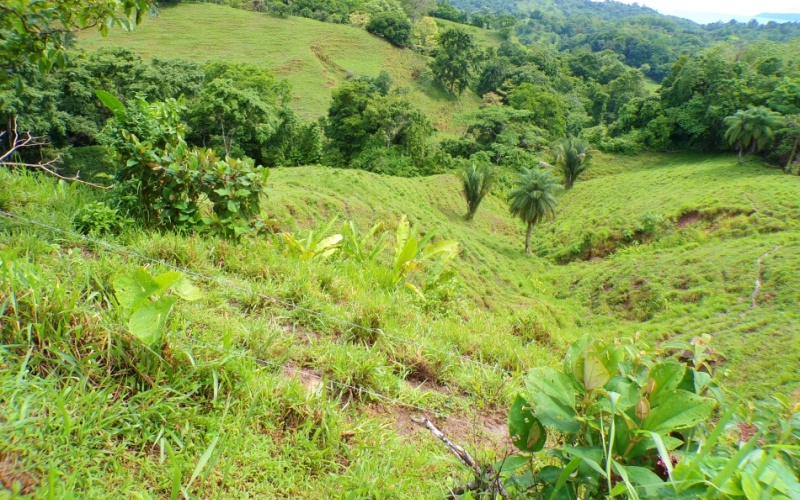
[
  {"x1": 114, "y1": 268, "x2": 160, "y2": 309},
  {"x1": 581, "y1": 356, "x2": 611, "y2": 391},
  {"x1": 564, "y1": 446, "x2": 605, "y2": 478},
  {"x1": 173, "y1": 277, "x2": 202, "y2": 302},
  {"x1": 623, "y1": 466, "x2": 665, "y2": 497},
  {"x1": 509, "y1": 395, "x2": 546, "y2": 452},
  {"x1": 153, "y1": 270, "x2": 183, "y2": 296},
  {"x1": 742, "y1": 450, "x2": 800, "y2": 498},
  {"x1": 392, "y1": 237, "x2": 418, "y2": 281},
  {"x1": 420, "y1": 240, "x2": 459, "y2": 261},
  {"x1": 526, "y1": 367, "x2": 580, "y2": 433},
  {"x1": 563, "y1": 335, "x2": 593, "y2": 379},
  {"x1": 314, "y1": 234, "x2": 343, "y2": 254},
  {"x1": 394, "y1": 215, "x2": 410, "y2": 259},
  {"x1": 648, "y1": 361, "x2": 686, "y2": 406},
  {"x1": 643, "y1": 390, "x2": 715, "y2": 434},
  {"x1": 605, "y1": 377, "x2": 639, "y2": 411},
  {"x1": 128, "y1": 295, "x2": 178, "y2": 346},
  {"x1": 95, "y1": 89, "x2": 125, "y2": 115}
]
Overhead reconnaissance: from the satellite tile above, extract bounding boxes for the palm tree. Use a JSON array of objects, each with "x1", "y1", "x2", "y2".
[
  {"x1": 508, "y1": 167, "x2": 562, "y2": 254},
  {"x1": 461, "y1": 162, "x2": 497, "y2": 221},
  {"x1": 724, "y1": 106, "x2": 784, "y2": 162},
  {"x1": 553, "y1": 137, "x2": 591, "y2": 189}
]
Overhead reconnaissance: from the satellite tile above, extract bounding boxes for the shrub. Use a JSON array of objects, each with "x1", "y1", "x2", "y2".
[
  {"x1": 500, "y1": 335, "x2": 800, "y2": 498},
  {"x1": 73, "y1": 201, "x2": 132, "y2": 235},
  {"x1": 98, "y1": 92, "x2": 268, "y2": 239},
  {"x1": 366, "y1": 12, "x2": 412, "y2": 47}
]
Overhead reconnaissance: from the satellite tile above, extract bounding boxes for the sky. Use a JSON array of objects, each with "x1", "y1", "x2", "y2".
[{"x1": 614, "y1": 0, "x2": 800, "y2": 17}]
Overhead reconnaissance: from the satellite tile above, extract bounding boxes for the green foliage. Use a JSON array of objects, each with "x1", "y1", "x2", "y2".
[
  {"x1": 366, "y1": 11, "x2": 412, "y2": 48},
  {"x1": 73, "y1": 201, "x2": 132, "y2": 235},
  {"x1": 508, "y1": 167, "x2": 562, "y2": 254},
  {"x1": 0, "y1": 0, "x2": 151, "y2": 81},
  {"x1": 183, "y1": 60, "x2": 320, "y2": 166},
  {"x1": 100, "y1": 94, "x2": 269, "y2": 238},
  {"x1": 390, "y1": 215, "x2": 458, "y2": 288},
  {"x1": 461, "y1": 161, "x2": 496, "y2": 221},
  {"x1": 507, "y1": 83, "x2": 567, "y2": 138},
  {"x1": 553, "y1": 137, "x2": 591, "y2": 189},
  {"x1": 281, "y1": 218, "x2": 344, "y2": 260},
  {"x1": 113, "y1": 267, "x2": 201, "y2": 346},
  {"x1": 340, "y1": 221, "x2": 389, "y2": 263},
  {"x1": 724, "y1": 106, "x2": 785, "y2": 161},
  {"x1": 430, "y1": 28, "x2": 480, "y2": 96},
  {"x1": 325, "y1": 76, "x2": 437, "y2": 173},
  {"x1": 502, "y1": 335, "x2": 799, "y2": 498},
  {"x1": 410, "y1": 16, "x2": 439, "y2": 53}
]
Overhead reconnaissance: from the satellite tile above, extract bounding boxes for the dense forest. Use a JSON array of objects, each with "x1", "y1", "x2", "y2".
[
  {"x1": 1, "y1": 0, "x2": 800, "y2": 498},
  {"x1": 3, "y1": 0, "x2": 799, "y2": 188}
]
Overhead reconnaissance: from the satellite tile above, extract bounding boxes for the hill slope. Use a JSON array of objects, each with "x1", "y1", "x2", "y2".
[
  {"x1": 1, "y1": 153, "x2": 799, "y2": 496},
  {"x1": 78, "y1": 3, "x2": 494, "y2": 134},
  {"x1": 268, "y1": 155, "x2": 800, "y2": 395}
]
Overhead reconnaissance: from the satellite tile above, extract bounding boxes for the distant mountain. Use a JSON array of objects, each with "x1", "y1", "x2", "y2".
[
  {"x1": 755, "y1": 12, "x2": 800, "y2": 22},
  {"x1": 663, "y1": 11, "x2": 751, "y2": 24}
]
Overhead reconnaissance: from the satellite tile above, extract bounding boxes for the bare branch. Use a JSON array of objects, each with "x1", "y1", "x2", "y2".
[
  {"x1": 412, "y1": 417, "x2": 509, "y2": 499},
  {"x1": 1, "y1": 116, "x2": 111, "y2": 190}
]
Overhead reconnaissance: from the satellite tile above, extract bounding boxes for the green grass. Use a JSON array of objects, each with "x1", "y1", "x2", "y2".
[
  {"x1": 265, "y1": 153, "x2": 800, "y2": 396},
  {"x1": 78, "y1": 4, "x2": 484, "y2": 134},
  {"x1": 1, "y1": 152, "x2": 799, "y2": 496}
]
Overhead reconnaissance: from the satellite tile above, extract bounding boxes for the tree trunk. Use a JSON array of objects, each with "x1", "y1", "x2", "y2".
[
  {"x1": 786, "y1": 137, "x2": 799, "y2": 173},
  {"x1": 525, "y1": 221, "x2": 532, "y2": 254},
  {"x1": 738, "y1": 146, "x2": 743, "y2": 163}
]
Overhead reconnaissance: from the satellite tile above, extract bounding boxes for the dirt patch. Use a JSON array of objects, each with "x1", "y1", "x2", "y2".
[
  {"x1": 365, "y1": 404, "x2": 512, "y2": 455},
  {"x1": 283, "y1": 363, "x2": 324, "y2": 394},
  {"x1": 405, "y1": 360, "x2": 441, "y2": 386},
  {"x1": 272, "y1": 59, "x2": 304, "y2": 75},
  {"x1": 440, "y1": 410, "x2": 512, "y2": 455},
  {"x1": 677, "y1": 210, "x2": 702, "y2": 228},
  {"x1": 282, "y1": 322, "x2": 322, "y2": 345},
  {"x1": 0, "y1": 456, "x2": 38, "y2": 496}
]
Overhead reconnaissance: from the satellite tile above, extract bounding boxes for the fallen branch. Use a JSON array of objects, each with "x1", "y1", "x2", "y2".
[{"x1": 412, "y1": 417, "x2": 509, "y2": 499}]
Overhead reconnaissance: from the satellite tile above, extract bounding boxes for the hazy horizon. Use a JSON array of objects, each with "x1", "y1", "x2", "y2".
[{"x1": 611, "y1": 0, "x2": 800, "y2": 23}]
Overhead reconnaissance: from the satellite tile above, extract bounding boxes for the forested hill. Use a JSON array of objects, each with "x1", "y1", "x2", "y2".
[
  {"x1": 435, "y1": 0, "x2": 800, "y2": 82},
  {"x1": 449, "y1": 0, "x2": 664, "y2": 20}
]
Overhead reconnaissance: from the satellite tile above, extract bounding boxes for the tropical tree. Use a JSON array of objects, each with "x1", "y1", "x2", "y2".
[
  {"x1": 461, "y1": 162, "x2": 497, "y2": 221},
  {"x1": 430, "y1": 28, "x2": 480, "y2": 96},
  {"x1": 508, "y1": 168, "x2": 562, "y2": 254},
  {"x1": 723, "y1": 106, "x2": 784, "y2": 162},
  {"x1": 553, "y1": 137, "x2": 591, "y2": 189}
]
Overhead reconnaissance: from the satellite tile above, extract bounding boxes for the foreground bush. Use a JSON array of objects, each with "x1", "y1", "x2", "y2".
[
  {"x1": 502, "y1": 335, "x2": 800, "y2": 498},
  {"x1": 98, "y1": 92, "x2": 268, "y2": 238}
]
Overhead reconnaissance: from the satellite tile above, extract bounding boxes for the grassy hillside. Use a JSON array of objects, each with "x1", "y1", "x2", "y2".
[
  {"x1": 78, "y1": 4, "x2": 488, "y2": 135},
  {"x1": 1, "y1": 153, "x2": 799, "y2": 496},
  {"x1": 267, "y1": 154, "x2": 800, "y2": 396}
]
